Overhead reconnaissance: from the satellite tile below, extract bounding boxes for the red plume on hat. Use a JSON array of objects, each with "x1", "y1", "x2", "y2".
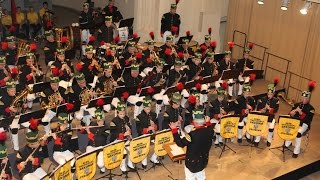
[
  {"x1": 221, "y1": 81, "x2": 228, "y2": 90},
  {"x1": 176, "y1": 82, "x2": 184, "y2": 91},
  {"x1": 51, "y1": 67, "x2": 60, "y2": 76},
  {"x1": 135, "y1": 52, "x2": 142, "y2": 59},
  {"x1": 47, "y1": 21, "x2": 53, "y2": 27},
  {"x1": 9, "y1": 26, "x2": 16, "y2": 32},
  {"x1": 122, "y1": 91, "x2": 129, "y2": 100},
  {"x1": 147, "y1": 87, "x2": 155, "y2": 94},
  {"x1": 11, "y1": 67, "x2": 18, "y2": 74},
  {"x1": 308, "y1": 80, "x2": 316, "y2": 92},
  {"x1": 96, "y1": 99, "x2": 105, "y2": 106},
  {"x1": 149, "y1": 32, "x2": 155, "y2": 40},
  {"x1": 188, "y1": 95, "x2": 196, "y2": 105},
  {"x1": 89, "y1": 36, "x2": 96, "y2": 42},
  {"x1": 113, "y1": 36, "x2": 120, "y2": 44},
  {"x1": 0, "y1": 132, "x2": 6, "y2": 141},
  {"x1": 107, "y1": 49, "x2": 112, "y2": 56},
  {"x1": 177, "y1": 52, "x2": 184, "y2": 58},
  {"x1": 208, "y1": 27, "x2": 212, "y2": 35},
  {"x1": 195, "y1": 83, "x2": 201, "y2": 90},
  {"x1": 1, "y1": 42, "x2": 8, "y2": 50},
  {"x1": 132, "y1": 33, "x2": 138, "y2": 39},
  {"x1": 171, "y1": 26, "x2": 178, "y2": 33},
  {"x1": 176, "y1": 0, "x2": 180, "y2": 4},
  {"x1": 210, "y1": 41, "x2": 217, "y2": 48},
  {"x1": 165, "y1": 48, "x2": 172, "y2": 56},
  {"x1": 29, "y1": 118, "x2": 39, "y2": 131},
  {"x1": 100, "y1": 41, "x2": 106, "y2": 46},
  {"x1": 30, "y1": 43, "x2": 37, "y2": 51},
  {"x1": 200, "y1": 44, "x2": 208, "y2": 52},
  {"x1": 186, "y1": 30, "x2": 191, "y2": 37},
  {"x1": 273, "y1": 77, "x2": 280, "y2": 87},
  {"x1": 248, "y1": 42, "x2": 254, "y2": 50},
  {"x1": 66, "y1": 103, "x2": 74, "y2": 111},
  {"x1": 76, "y1": 63, "x2": 83, "y2": 71},
  {"x1": 61, "y1": 36, "x2": 68, "y2": 43},
  {"x1": 228, "y1": 41, "x2": 235, "y2": 51},
  {"x1": 249, "y1": 73, "x2": 256, "y2": 82}
]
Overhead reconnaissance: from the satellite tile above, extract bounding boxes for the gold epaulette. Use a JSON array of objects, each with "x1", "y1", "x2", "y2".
[
  {"x1": 40, "y1": 92, "x2": 46, "y2": 97},
  {"x1": 310, "y1": 109, "x2": 315, "y2": 114},
  {"x1": 16, "y1": 152, "x2": 22, "y2": 159},
  {"x1": 110, "y1": 121, "x2": 116, "y2": 127},
  {"x1": 185, "y1": 133, "x2": 191, "y2": 142},
  {"x1": 163, "y1": 112, "x2": 169, "y2": 117},
  {"x1": 234, "y1": 100, "x2": 239, "y2": 104}
]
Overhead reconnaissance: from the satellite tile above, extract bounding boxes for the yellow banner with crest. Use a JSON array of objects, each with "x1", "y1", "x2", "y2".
[
  {"x1": 104, "y1": 140, "x2": 125, "y2": 170},
  {"x1": 75, "y1": 151, "x2": 97, "y2": 180},
  {"x1": 246, "y1": 112, "x2": 269, "y2": 136},
  {"x1": 129, "y1": 135, "x2": 151, "y2": 164},
  {"x1": 277, "y1": 116, "x2": 300, "y2": 140},
  {"x1": 154, "y1": 129, "x2": 174, "y2": 156},
  {"x1": 220, "y1": 115, "x2": 240, "y2": 139}
]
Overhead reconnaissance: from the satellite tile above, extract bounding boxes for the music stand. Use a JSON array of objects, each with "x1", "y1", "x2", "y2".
[
  {"x1": 18, "y1": 109, "x2": 47, "y2": 125},
  {"x1": 113, "y1": 85, "x2": 138, "y2": 98},
  {"x1": 218, "y1": 115, "x2": 240, "y2": 158},
  {"x1": 214, "y1": 53, "x2": 226, "y2": 62},
  {"x1": 163, "y1": 142, "x2": 187, "y2": 180},
  {"x1": 242, "y1": 69, "x2": 263, "y2": 77},
  {"x1": 269, "y1": 115, "x2": 300, "y2": 162},
  {"x1": 201, "y1": 75, "x2": 220, "y2": 84},
  {"x1": 32, "y1": 82, "x2": 50, "y2": 93},
  {"x1": 49, "y1": 158, "x2": 74, "y2": 179},
  {"x1": 220, "y1": 70, "x2": 239, "y2": 81},
  {"x1": 87, "y1": 96, "x2": 113, "y2": 109},
  {"x1": 75, "y1": 149, "x2": 99, "y2": 180},
  {"x1": 163, "y1": 85, "x2": 178, "y2": 95},
  {"x1": 177, "y1": 36, "x2": 193, "y2": 45}
]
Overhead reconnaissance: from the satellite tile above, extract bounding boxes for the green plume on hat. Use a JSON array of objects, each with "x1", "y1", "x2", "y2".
[
  {"x1": 103, "y1": 62, "x2": 112, "y2": 70},
  {"x1": 204, "y1": 35, "x2": 211, "y2": 41},
  {"x1": 95, "y1": 109, "x2": 105, "y2": 120},
  {"x1": 143, "y1": 97, "x2": 152, "y2": 107},
  {"x1": 85, "y1": 45, "x2": 94, "y2": 52},
  {"x1": 206, "y1": 52, "x2": 215, "y2": 59},
  {"x1": 131, "y1": 64, "x2": 139, "y2": 71},
  {"x1": 216, "y1": 87, "x2": 225, "y2": 96},
  {"x1": 171, "y1": 92, "x2": 182, "y2": 103},
  {"x1": 44, "y1": 30, "x2": 53, "y2": 37},
  {"x1": 26, "y1": 131, "x2": 39, "y2": 143},
  {"x1": 6, "y1": 36, "x2": 15, "y2": 42},
  {"x1": 0, "y1": 55, "x2": 6, "y2": 64},
  {"x1": 110, "y1": 44, "x2": 117, "y2": 51},
  {"x1": 50, "y1": 75, "x2": 60, "y2": 83},
  {"x1": 267, "y1": 84, "x2": 275, "y2": 94},
  {"x1": 56, "y1": 48, "x2": 65, "y2": 55},
  {"x1": 58, "y1": 113, "x2": 68, "y2": 124},
  {"x1": 156, "y1": 58, "x2": 165, "y2": 67},
  {"x1": 127, "y1": 41, "x2": 136, "y2": 48},
  {"x1": 192, "y1": 108, "x2": 204, "y2": 120},
  {"x1": 26, "y1": 52, "x2": 34, "y2": 60},
  {"x1": 174, "y1": 59, "x2": 183, "y2": 66},
  {"x1": 6, "y1": 80, "x2": 16, "y2": 89},
  {"x1": 105, "y1": 16, "x2": 113, "y2": 22},
  {"x1": 166, "y1": 35, "x2": 174, "y2": 42},
  {"x1": 117, "y1": 101, "x2": 126, "y2": 111},
  {"x1": 171, "y1": 4, "x2": 177, "y2": 9},
  {"x1": 75, "y1": 72, "x2": 85, "y2": 81},
  {"x1": 243, "y1": 83, "x2": 251, "y2": 92},
  {"x1": 0, "y1": 144, "x2": 7, "y2": 159},
  {"x1": 194, "y1": 52, "x2": 202, "y2": 59}
]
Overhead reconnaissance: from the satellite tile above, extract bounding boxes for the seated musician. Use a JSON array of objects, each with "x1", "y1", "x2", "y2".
[
  {"x1": 141, "y1": 39, "x2": 157, "y2": 74},
  {"x1": 169, "y1": 109, "x2": 213, "y2": 180},
  {"x1": 0, "y1": 56, "x2": 11, "y2": 87},
  {"x1": 43, "y1": 30, "x2": 57, "y2": 66},
  {"x1": 234, "y1": 84, "x2": 256, "y2": 143},
  {"x1": 185, "y1": 91, "x2": 203, "y2": 127},
  {"x1": 102, "y1": 0, "x2": 123, "y2": 23},
  {"x1": 109, "y1": 101, "x2": 133, "y2": 173},
  {"x1": 85, "y1": 109, "x2": 109, "y2": 174},
  {"x1": 116, "y1": 64, "x2": 144, "y2": 119},
  {"x1": 52, "y1": 113, "x2": 75, "y2": 165},
  {"x1": 235, "y1": 48, "x2": 254, "y2": 96},
  {"x1": 286, "y1": 82, "x2": 315, "y2": 158},
  {"x1": 209, "y1": 87, "x2": 230, "y2": 147},
  {"x1": 159, "y1": 35, "x2": 177, "y2": 66},
  {"x1": 121, "y1": 41, "x2": 140, "y2": 67},
  {"x1": 51, "y1": 49, "x2": 74, "y2": 82},
  {"x1": 215, "y1": 51, "x2": 235, "y2": 100},
  {"x1": 78, "y1": 45, "x2": 101, "y2": 84},
  {"x1": 201, "y1": 52, "x2": 217, "y2": 77},
  {"x1": 256, "y1": 83, "x2": 279, "y2": 147},
  {"x1": 177, "y1": 37, "x2": 194, "y2": 65},
  {"x1": 0, "y1": 132, "x2": 11, "y2": 180},
  {"x1": 71, "y1": 72, "x2": 95, "y2": 126},
  {"x1": 40, "y1": 76, "x2": 66, "y2": 135},
  {"x1": 136, "y1": 97, "x2": 160, "y2": 167},
  {"x1": 199, "y1": 34, "x2": 214, "y2": 54},
  {"x1": 106, "y1": 44, "x2": 121, "y2": 69},
  {"x1": 79, "y1": 2, "x2": 94, "y2": 55},
  {"x1": 5, "y1": 36, "x2": 17, "y2": 69},
  {"x1": 16, "y1": 131, "x2": 48, "y2": 180},
  {"x1": 163, "y1": 92, "x2": 183, "y2": 130},
  {"x1": 97, "y1": 16, "x2": 116, "y2": 44}
]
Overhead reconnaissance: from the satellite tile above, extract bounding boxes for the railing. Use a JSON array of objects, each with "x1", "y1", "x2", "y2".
[{"x1": 286, "y1": 71, "x2": 312, "y2": 102}]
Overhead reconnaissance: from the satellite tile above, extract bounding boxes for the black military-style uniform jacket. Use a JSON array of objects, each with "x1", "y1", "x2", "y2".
[
  {"x1": 163, "y1": 106, "x2": 183, "y2": 130},
  {"x1": 87, "y1": 122, "x2": 109, "y2": 147},
  {"x1": 98, "y1": 25, "x2": 114, "y2": 43},
  {"x1": 51, "y1": 59, "x2": 74, "y2": 81},
  {"x1": 121, "y1": 51, "x2": 141, "y2": 67},
  {"x1": 40, "y1": 87, "x2": 67, "y2": 108},
  {"x1": 19, "y1": 65, "x2": 35, "y2": 87},
  {"x1": 257, "y1": 96, "x2": 279, "y2": 122},
  {"x1": 209, "y1": 99, "x2": 230, "y2": 121},
  {"x1": 233, "y1": 95, "x2": 256, "y2": 120},
  {"x1": 53, "y1": 128, "x2": 72, "y2": 152},
  {"x1": 96, "y1": 74, "x2": 118, "y2": 96},
  {"x1": 159, "y1": 44, "x2": 176, "y2": 66},
  {"x1": 0, "y1": 92, "x2": 16, "y2": 118},
  {"x1": 146, "y1": 67, "x2": 167, "y2": 87},
  {"x1": 141, "y1": 49, "x2": 156, "y2": 68},
  {"x1": 16, "y1": 144, "x2": 47, "y2": 176},
  {"x1": 290, "y1": 103, "x2": 315, "y2": 128},
  {"x1": 102, "y1": 5, "x2": 123, "y2": 23},
  {"x1": 236, "y1": 58, "x2": 254, "y2": 73},
  {"x1": 0, "y1": 157, "x2": 11, "y2": 179},
  {"x1": 5, "y1": 48, "x2": 17, "y2": 66},
  {"x1": 118, "y1": 73, "x2": 142, "y2": 88},
  {"x1": 172, "y1": 122, "x2": 213, "y2": 173},
  {"x1": 217, "y1": 59, "x2": 235, "y2": 75},
  {"x1": 136, "y1": 110, "x2": 158, "y2": 136},
  {"x1": 43, "y1": 40, "x2": 57, "y2": 65},
  {"x1": 187, "y1": 63, "x2": 202, "y2": 81},
  {"x1": 70, "y1": 83, "x2": 92, "y2": 107},
  {"x1": 201, "y1": 61, "x2": 216, "y2": 77},
  {"x1": 167, "y1": 69, "x2": 187, "y2": 87},
  {"x1": 79, "y1": 10, "x2": 94, "y2": 30},
  {"x1": 110, "y1": 116, "x2": 131, "y2": 142},
  {"x1": 161, "y1": 12, "x2": 181, "y2": 35},
  {"x1": 80, "y1": 57, "x2": 100, "y2": 83}
]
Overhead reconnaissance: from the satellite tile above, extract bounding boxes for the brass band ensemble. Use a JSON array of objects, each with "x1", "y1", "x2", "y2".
[{"x1": 0, "y1": 0, "x2": 317, "y2": 180}]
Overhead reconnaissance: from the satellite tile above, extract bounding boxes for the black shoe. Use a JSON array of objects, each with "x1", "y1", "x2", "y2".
[
  {"x1": 142, "y1": 164, "x2": 147, "y2": 169},
  {"x1": 267, "y1": 142, "x2": 271, "y2": 147},
  {"x1": 127, "y1": 166, "x2": 135, "y2": 172},
  {"x1": 219, "y1": 142, "x2": 224, "y2": 146},
  {"x1": 254, "y1": 142, "x2": 259, "y2": 147},
  {"x1": 122, "y1": 171, "x2": 128, "y2": 175},
  {"x1": 292, "y1": 153, "x2": 299, "y2": 158},
  {"x1": 215, "y1": 143, "x2": 220, "y2": 147},
  {"x1": 228, "y1": 95, "x2": 232, "y2": 100},
  {"x1": 150, "y1": 160, "x2": 161, "y2": 166},
  {"x1": 100, "y1": 170, "x2": 105, "y2": 174},
  {"x1": 245, "y1": 136, "x2": 251, "y2": 143},
  {"x1": 237, "y1": 138, "x2": 242, "y2": 144}
]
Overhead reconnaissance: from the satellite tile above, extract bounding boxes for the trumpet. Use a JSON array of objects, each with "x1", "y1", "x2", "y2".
[
  {"x1": 61, "y1": 62, "x2": 72, "y2": 75},
  {"x1": 213, "y1": 62, "x2": 218, "y2": 76},
  {"x1": 170, "y1": 45, "x2": 178, "y2": 57},
  {"x1": 71, "y1": 125, "x2": 105, "y2": 130},
  {"x1": 290, "y1": 103, "x2": 304, "y2": 116},
  {"x1": 150, "y1": 49, "x2": 160, "y2": 63},
  {"x1": 112, "y1": 55, "x2": 121, "y2": 69}
]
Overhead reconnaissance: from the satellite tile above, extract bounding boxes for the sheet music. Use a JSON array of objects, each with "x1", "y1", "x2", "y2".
[{"x1": 170, "y1": 144, "x2": 185, "y2": 156}]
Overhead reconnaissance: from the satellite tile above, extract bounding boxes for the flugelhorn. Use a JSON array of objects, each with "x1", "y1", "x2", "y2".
[
  {"x1": 54, "y1": 27, "x2": 70, "y2": 51},
  {"x1": 17, "y1": 39, "x2": 30, "y2": 57}
]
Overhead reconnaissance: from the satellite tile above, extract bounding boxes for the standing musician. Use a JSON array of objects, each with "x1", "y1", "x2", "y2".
[
  {"x1": 97, "y1": 16, "x2": 116, "y2": 44},
  {"x1": 285, "y1": 81, "x2": 315, "y2": 158},
  {"x1": 52, "y1": 113, "x2": 75, "y2": 165},
  {"x1": 79, "y1": 2, "x2": 95, "y2": 55},
  {"x1": 0, "y1": 56, "x2": 11, "y2": 87},
  {"x1": 160, "y1": 3, "x2": 181, "y2": 41},
  {"x1": 85, "y1": 109, "x2": 109, "y2": 174},
  {"x1": 121, "y1": 41, "x2": 140, "y2": 67},
  {"x1": 102, "y1": 0, "x2": 123, "y2": 23},
  {"x1": 256, "y1": 82, "x2": 279, "y2": 147},
  {"x1": 159, "y1": 35, "x2": 177, "y2": 66},
  {"x1": 109, "y1": 101, "x2": 133, "y2": 173},
  {"x1": 163, "y1": 92, "x2": 183, "y2": 130},
  {"x1": 5, "y1": 36, "x2": 17, "y2": 69},
  {"x1": 235, "y1": 48, "x2": 254, "y2": 96},
  {"x1": 234, "y1": 84, "x2": 256, "y2": 143},
  {"x1": 177, "y1": 38, "x2": 194, "y2": 65},
  {"x1": 40, "y1": 76, "x2": 66, "y2": 134},
  {"x1": 209, "y1": 87, "x2": 230, "y2": 147},
  {"x1": 16, "y1": 131, "x2": 48, "y2": 180},
  {"x1": 43, "y1": 30, "x2": 57, "y2": 66},
  {"x1": 51, "y1": 49, "x2": 74, "y2": 81},
  {"x1": 169, "y1": 109, "x2": 213, "y2": 180},
  {"x1": 78, "y1": 45, "x2": 101, "y2": 84},
  {"x1": 71, "y1": 72, "x2": 95, "y2": 126},
  {"x1": 136, "y1": 97, "x2": 160, "y2": 167},
  {"x1": 199, "y1": 34, "x2": 214, "y2": 57},
  {"x1": 0, "y1": 132, "x2": 11, "y2": 180}
]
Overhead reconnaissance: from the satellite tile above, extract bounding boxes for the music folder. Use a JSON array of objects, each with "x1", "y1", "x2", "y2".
[
  {"x1": 164, "y1": 85, "x2": 178, "y2": 95},
  {"x1": 0, "y1": 116, "x2": 15, "y2": 129},
  {"x1": 55, "y1": 103, "x2": 79, "y2": 114},
  {"x1": 201, "y1": 75, "x2": 220, "y2": 84},
  {"x1": 118, "y1": 18, "x2": 134, "y2": 28},
  {"x1": 162, "y1": 64, "x2": 172, "y2": 73},
  {"x1": 32, "y1": 82, "x2": 50, "y2": 93},
  {"x1": 16, "y1": 55, "x2": 27, "y2": 66},
  {"x1": 214, "y1": 53, "x2": 227, "y2": 62},
  {"x1": 18, "y1": 109, "x2": 47, "y2": 124},
  {"x1": 87, "y1": 96, "x2": 113, "y2": 109},
  {"x1": 163, "y1": 142, "x2": 187, "y2": 161},
  {"x1": 177, "y1": 35, "x2": 193, "y2": 45},
  {"x1": 139, "y1": 85, "x2": 163, "y2": 97},
  {"x1": 113, "y1": 85, "x2": 138, "y2": 98},
  {"x1": 242, "y1": 69, "x2": 264, "y2": 77},
  {"x1": 221, "y1": 70, "x2": 239, "y2": 81}
]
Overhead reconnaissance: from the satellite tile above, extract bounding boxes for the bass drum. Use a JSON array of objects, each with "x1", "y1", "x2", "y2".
[{"x1": 64, "y1": 26, "x2": 82, "y2": 51}]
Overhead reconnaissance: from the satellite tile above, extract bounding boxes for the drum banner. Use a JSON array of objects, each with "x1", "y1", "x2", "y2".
[
  {"x1": 277, "y1": 116, "x2": 300, "y2": 140},
  {"x1": 220, "y1": 115, "x2": 240, "y2": 139},
  {"x1": 154, "y1": 129, "x2": 174, "y2": 157},
  {"x1": 129, "y1": 135, "x2": 151, "y2": 164},
  {"x1": 103, "y1": 140, "x2": 125, "y2": 170},
  {"x1": 75, "y1": 151, "x2": 97, "y2": 180},
  {"x1": 246, "y1": 113, "x2": 269, "y2": 136}
]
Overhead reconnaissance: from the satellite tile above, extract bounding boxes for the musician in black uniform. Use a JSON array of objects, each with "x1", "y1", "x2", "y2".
[
  {"x1": 79, "y1": 2, "x2": 95, "y2": 55},
  {"x1": 141, "y1": 40, "x2": 157, "y2": 71},
  {"x1": 169, "y1": 109, "x2": 213, "y2": 179},
  {"x1": 209, "y1": 87, "x2": 230, "y2": 146},
  {"x1": 110, "y1": 101, "x2": 133, "y2": 173},
  {"x1": 5, "y1": 36, "x2": 17, "y2": 68},
  {"x1": 51, "y1": 49, "x2": 74, "y2": 81},
  {"x1": 102, "y1": 0, "x2": 123, "y2": 23},
  {"x1": 121, "y1": 41, "x2": 140, "y2": 67},
  {"x1": 19, "y1": 53, "x2": 38, "y2": 87},
  {"x1": 0, "y1": 132, "x2": 11, "y2": 180},
  {"x1": 160, "y1": 4, "x2": 181, "y2": 40},
  {"x1": 163, "y1": 92, "x2": 183, "y2": 130},
  {"x1": 43, "y1": 30, "x2": 57, "y2": 66},
  {"x1": 187, "y1": 53, "x2": 203, "y2": 81},
  {"x1": 256, "y1": 83, "x2": 279, "y2": 147},
  {"x1": 85, "y1": 109, "x2": 109, "y2": 173},
  {"x1": 285, "y1": 82, "x2": 315, "y2": 158},
  {"x1": 199, "y1": 35, "x2": 213, "y2": 55},
  {"x1": 40, "y1": 76, "x2": 66, "y2": 135},
  {"x1": 177, "y1": 38, "x2": 194, "y2": 65},
  {"x1": 235, "y1": 48, "x2": 254, "y2": 96},
  {"x1": 234, "y1": 84, "x2": 256, "y2": 143},
  {"x1": 97, "y1": 16, "x2": 116, "y2": 44},
  {"x1": 0, "y1": 56, "x2": 11, "y2": 87},
  {"x1": 78, "y1": 45, "x2": 101, "y2": 83},
  {"x1": 159, "y1": 35, "x2": 177, "y2": 66},
  {"x1": 52, "y1": 113, "x2": 75, "y2": 165},
  {"x1": 201, "y1": 52, "x2": 217, "y2": 77},
  {"x1": 185, "y1": 92, "x2": 203, "y2": 127},
  {"x1": 136, "y1": 97, "x2": 160, "y2": 167},
  {"x1": 16, "y1": 131, "x2": 48, "y2": 179},
  {"x1": 167, "y1": 59, "x2": 187, "y2": 87}
]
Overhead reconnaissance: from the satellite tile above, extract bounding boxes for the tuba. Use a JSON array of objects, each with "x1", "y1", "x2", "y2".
[
  {"x1": 41, "y1": 92, "x2": 62, "y2": 110},
  {"x1": 79, "y1": 87, "x2": 93, "y2": 105},
  {"x1": 10, "y1": 86, "x2": 32, "y2": 116},
  {"x1": 17, "y1": 39, "x2": 30, "y2": 57}
]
